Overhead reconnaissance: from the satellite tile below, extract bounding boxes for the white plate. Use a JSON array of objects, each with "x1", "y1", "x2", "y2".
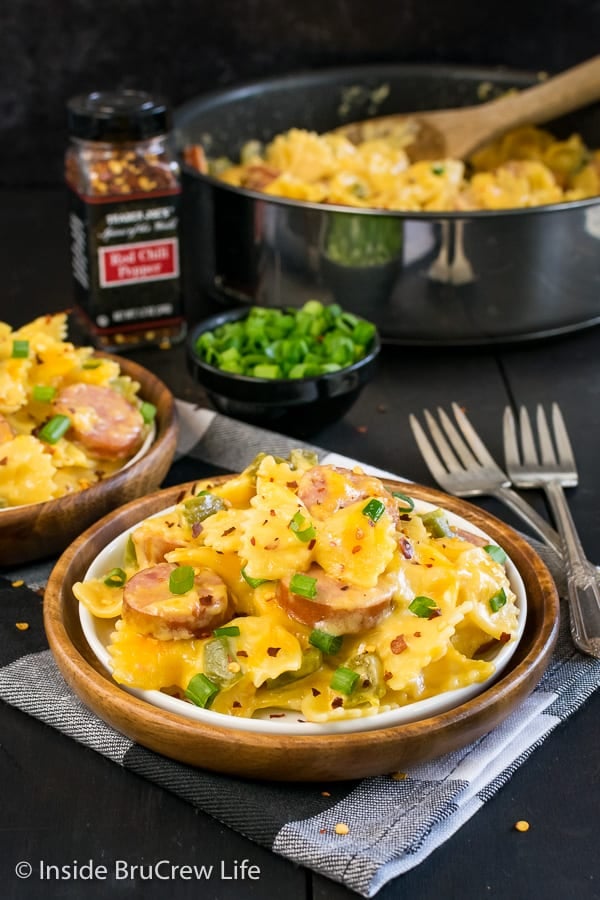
[{"x1": 79, "y1": 495, "x2": 527, "y2": 736}]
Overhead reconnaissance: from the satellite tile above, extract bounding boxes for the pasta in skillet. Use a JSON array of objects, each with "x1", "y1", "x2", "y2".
[
  {"x1": 74, "y1": 452, "x2": 520, "y2": 723},
  {"x1": 186, "y1": 125, "x2": 600, "y2": 212},
  {"x1": 0, "y1": 314, "x2": 155, "y2": 508}
]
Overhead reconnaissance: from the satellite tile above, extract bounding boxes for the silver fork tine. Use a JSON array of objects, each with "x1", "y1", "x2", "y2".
[
  {"x1": 536, "y1": 404, "x2": 557, "y2": 465},
  {"x1": 436, "y1": 407, "x2": 480, "y2": 469},
  {"x1": 552, "y1": 402, "x2": 577, "y2": 473},
  {"x1": 451, "y1": 402, "x2": 499, "y2": 467},
  {"x1": 518, "y1": 406, "x2": 539, "y2": 464},
  {"x1": 502, "y1": 407, "x2": 522, "y2": 468},
  {"x1": 408, "y1": 414, "x2": 452, "y2": 484},
  {"x1": 423, "y1": 409, "x2": 463, "y2": 472}
]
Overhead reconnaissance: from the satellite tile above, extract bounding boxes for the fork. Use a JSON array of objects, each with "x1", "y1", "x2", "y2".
[
  {"x1": 409, "y1": 402, "x2": 563, "y2": 556},
  {"x1": 503, "y1": 403, "x2": 600, "y2": 658}
]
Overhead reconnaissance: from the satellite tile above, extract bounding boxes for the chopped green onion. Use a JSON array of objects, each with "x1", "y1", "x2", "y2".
[
  {"x1": 82, "y1": 358, "x2": 103, "y2": 369},
  {"x1": 12, "y1": 339, "x2": 29, "y2": 359},
  {"x1": 484, "y1": 545, "x2": 507, "y2": 565},
  {"x1": 193, "y1": 301, "x2": 376, "y2": 380},
  {"x1": 408, "y1": 595, "x2": 439, "y2": 618},
  {"x1": 431, "y1": 164, "x2": 446, "y2": 175},
  {"x1": 32, "y1": 384, "x2": 56, "y2": 402},
  {"x1": 213, "y1": 625, "x2": 240, "y2": 637},
  {"x1": 330, "y1": 666, "x2": 359, "y2": 695},
  {"x1": 241, "y1": 566, "x2": 269, "y2": 588},
  {"x1": 289, "y1": 511, "x2": 316, "y2": 542},
  {"x1": 289, "y1": 573, "x2": 317, "y2": 599},
  {"x1": 103, "y1": 567, "x2": 127, "y2": 588},
  {"x1": 489, "y1": 588, "x2": 507, "y2": 612},
  {"x1": 309, "y1": 629, "x2": 343, "y2": 655},
  {"x1": 140, "y1": 401, "x2": 157, "y2": 424},
  {"x1": 362, "y1": 498, "x2": 386, "y2": 522},
  {"x1": 392, "y1": 491, "x2": 415, "y2": 513},
  {"x1": 169, "y1": 565, "x2": 195, "y2": 595},
  {"x1": 185, "y1": 673, "x2": 219, "y2": 708},
  {"x1": 38, "y1": 414, "x2": 71, "y2": 444}
]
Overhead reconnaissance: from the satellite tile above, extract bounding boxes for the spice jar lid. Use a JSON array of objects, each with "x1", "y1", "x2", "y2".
[{"x1": 67, "y1": 90, "x2": 171, "y2": 141}]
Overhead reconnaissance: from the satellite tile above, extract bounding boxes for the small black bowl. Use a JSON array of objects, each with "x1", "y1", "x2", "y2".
[{"x1": 186, "y1": 306, "x2": 381, "y2": 438}]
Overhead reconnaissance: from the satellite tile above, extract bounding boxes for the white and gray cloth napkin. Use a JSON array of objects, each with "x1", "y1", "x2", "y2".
[{"x1": 1, "y1": 400, "x2": 599, "y2": 898}]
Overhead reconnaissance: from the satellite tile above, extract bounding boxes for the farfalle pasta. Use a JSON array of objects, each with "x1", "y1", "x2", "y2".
[
  {"x1": 75, "y1": 453, "x2": 520, "y2": 723},
  {"x1": 189, "y1": 124, "x2": 600, "y2": 212},
  {"x1": 0, "y1": 314, "x2": 155, "y2": 508}
]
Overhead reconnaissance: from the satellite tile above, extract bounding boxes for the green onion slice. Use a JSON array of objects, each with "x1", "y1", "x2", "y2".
[
  {"x1": 309, "y1": 629, "x2": 343, "y2": 655},
  {"x1": 392, "y1": 491, "x2": 415, "y2": 513},
  {"x1": 32, "y1": 384, "x2": 56, "y2": 402},
  {"x1": 140, "y1": 401, "x2": 157, "y2": 424},
  {"x1": 289, "y1": 573, "x2": 317, "y2": 599},
  {"x1": 289, "y1": 511, "x2": 316, "y2": 542},
  {"x1": 489, "y1": 588, "x2": 507, "y2": 613},
  {"x1": 408, "y1": 595, "x2": 439, "y2": 618},
  {"x1": 169, "y1": 565, "x2": 195, "y2": 595},
  {"x1": 103, "y1": 567, "x2": 127, "y2": 588},
  {"x1": 241, "y1": 566, "x2": 269, "y2": 588},
  {"x1": 38, "y1": 414, "x2": 71, "y2": 444},
  {"x1": 185, "y1": 673, "x2": 219, "y2": 709},
  {"x1": 213, "y1": 625, "x2": 241, "y2": 638},
  {"x1": 11, "y1": 339, "x2": 29, "y2": 359},
  {"x1": 484, "y1": 545, "x2": 507, "y2": 565},
  {"x1": 330, "y1": 666, "x2": 359, "y2": 695},
  {"x1": 362, "y1": 498, "x2": 386, "y2": 522}
]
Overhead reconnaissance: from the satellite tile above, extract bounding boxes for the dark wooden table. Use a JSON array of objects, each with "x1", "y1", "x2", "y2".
[{"x1": 1, "y1": 189, "x2": 599, "y2": 900}]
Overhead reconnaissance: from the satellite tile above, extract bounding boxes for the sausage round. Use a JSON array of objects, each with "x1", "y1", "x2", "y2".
[
  {"x1": 122, "y1": 562, "x2": 230, "y2": 639},
  {"x1": 52, "y1": 383, "x2": 145, "y2": 459},
  {"x1": 277, "y1": 563, "x2": 396, "y2": 635}
]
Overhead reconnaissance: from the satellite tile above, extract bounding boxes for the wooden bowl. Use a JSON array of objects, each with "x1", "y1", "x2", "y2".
[
  {"x1": 0, "y1": 355, "x2": 178, "y2": 567},
  {"x1": 44, "y1": 477, "x2": 560, "y2": 782}
]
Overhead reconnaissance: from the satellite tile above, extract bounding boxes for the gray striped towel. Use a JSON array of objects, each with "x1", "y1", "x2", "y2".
[{"x1": 1, "y1": 401, "x2": 599, "y2": 897}]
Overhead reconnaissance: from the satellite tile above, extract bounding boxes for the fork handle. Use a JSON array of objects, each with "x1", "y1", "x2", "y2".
[
  {"x1": 490, "y1": 485, "x2": 563, "y2": 556},
  {"x1": 544, "y1": 480, "x2": 600, "y2": 659}
]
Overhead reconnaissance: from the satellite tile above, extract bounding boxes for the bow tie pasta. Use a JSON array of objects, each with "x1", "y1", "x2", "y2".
[{"x1": 75, "y1": 453, "x2": 520, "y2": 723}]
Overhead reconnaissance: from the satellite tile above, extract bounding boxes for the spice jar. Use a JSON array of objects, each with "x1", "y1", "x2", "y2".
[{"x1": 65, "y1": 90, "x2": 186, "y2": 350}]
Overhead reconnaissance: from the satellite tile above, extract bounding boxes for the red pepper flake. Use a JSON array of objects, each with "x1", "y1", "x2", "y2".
[
  {"x1": 199, "y1": 595, "x2": 213, "y2": 606},
  {"x1": 425, "y1": 563, "x2": 433, "y2": 568},
  {"x1": 250, "y1": 536, "x2": 256, "y2": 546},
  {"x1": 270, "y1": 509, "x2": 276, "y2": 516},
  {"x1": 176, "y1": 490, "x2": 187, "y2": 503},
  {"x1": 222, "y1": 526, "x2": 236, "y2": 536},
  {"x1": 232, "y1": 701, "x2": 242, "y2": 708},
  {"x1": 236, "y1": 650, "x2": 249, "y2": 658},
  {"x1": 191, "y1": 522, "x2": 203, "y2": 538},
  {"x1": 390, "y1": 634, "x2": 408, "y2": 654},
  {"x1": 399, "y1": 537, "x2": 414, "y2": 559},
  {"x1": 311, "y1": 687, "x2": 321, "y2": 697},
  {"x1": 413, "y1": 631, "x2": 421, "y2": 638},
  {"x1": 331, "y1": 697, "x2": 344, "y2": 709},
  {"x1": 399, "y1": 513, "x2": 411, "y2": 521},
  {"x1": 0, "y1": 457, "x2": 7, "y2": 466},
  {"x1": 319, "y1": 828, "x2": 327, "y2": 834},
  {"x1": 352, "y1": 545, "x2": 362, "y2": 554},
  {"x1": 340, "y1": 584, "x2": 350, "y2": 591},
  {"x1": 500, "y1": 632, "x2": 511, "y2": 643},
  {"x1": 428, "y1": 608, "x2": 442, "y2": 619},
  {"x1": 166, "y1": 521, "x2": 174, "y2": 528},
  {"x1": 267, "y1": 647, "x2": 280, "y2": 657},
  {"x1": 269, "y1": 713, "x2": 286, "y2": 718},
  {"x1": 384, "y1": 671, "x2": 393, "y2": 681},
  {"x1": 308, "y1": 539, "x2": 316, "y2": 550},
  {"x1": 264, "y1": 539, "x2": 280, "y2": 549},
  {"x1": 286, "y1": 480, "x2": 298, "y2": 489},
  {"x1": 262, "y1": 519, "x2": 268, "y2": 525},
  {"x1": 356, "y1": 425, "x2": 368, "y2": 434}
]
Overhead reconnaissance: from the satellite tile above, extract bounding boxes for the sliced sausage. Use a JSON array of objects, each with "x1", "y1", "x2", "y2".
[
  {"x1": 297, "y1": 465, "x2": 399, "y2": 524},
  {"x1": 122, "y1": 562, "x2": 230, "y2": 640},
  {"x1": 52, "y1": 383, "x2": 145, "y2": 460},
  {"x1": 276, "y1": 563, "x2": 396, "y2": 635}
]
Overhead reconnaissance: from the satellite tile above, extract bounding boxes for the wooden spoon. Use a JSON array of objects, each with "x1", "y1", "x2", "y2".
[{"x1": 333, "y1": 56, "x2": 600, "y2": 161}]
